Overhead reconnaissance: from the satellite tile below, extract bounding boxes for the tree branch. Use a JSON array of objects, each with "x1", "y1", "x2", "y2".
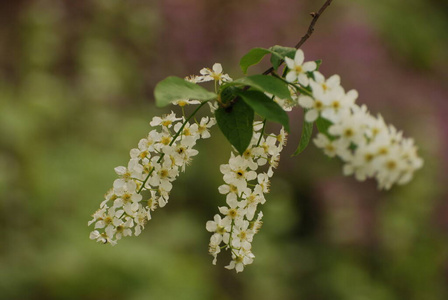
[{"x1": 262, "y1": 0, "x2": 333, "y2": 75}]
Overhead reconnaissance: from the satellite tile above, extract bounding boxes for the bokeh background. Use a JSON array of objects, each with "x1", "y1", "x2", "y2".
[{"x1": 1, "y1": 0, "x2": 448, "y2": 299}]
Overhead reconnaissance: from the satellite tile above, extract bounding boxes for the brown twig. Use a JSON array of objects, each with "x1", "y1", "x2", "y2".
[
  {"x1": 226, "y1": 0, "x2": 333, "y2": 107},
  {"x1": 262, "y1": 0, "x2": 333, "y2": 75}
]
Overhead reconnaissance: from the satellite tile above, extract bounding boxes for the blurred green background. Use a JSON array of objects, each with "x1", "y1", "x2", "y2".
[{"x1": 1, "y1": 0, "x2": 448, "y2": 299}]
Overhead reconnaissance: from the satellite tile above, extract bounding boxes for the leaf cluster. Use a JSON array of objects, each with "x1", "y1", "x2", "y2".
[{"x1": 153, "y1": 46, "x2": 329, "y2": 155}]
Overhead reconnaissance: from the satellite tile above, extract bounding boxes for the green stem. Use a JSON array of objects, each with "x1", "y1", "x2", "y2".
[
  {"x1": 292, "y1": 83, "x2": 313, "y2": 97},
  {"x1": 256, "y1": 119, "x2": 267, "y2": 147},
  {"x1": 270, "y1": 72, "x2": 313, "y2": 97},
  {"x1": 137, "y1": 101, "x2": 209, "y2": 193}
]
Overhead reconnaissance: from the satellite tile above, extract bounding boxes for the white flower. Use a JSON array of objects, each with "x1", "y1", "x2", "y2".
[
  {"x1": 311, "y1": 72, "x2": 341, "y2": 93},
  {"x1": 218, "y1": 197, "x2": 246, "y2": 222},
  {"x1": 147, "y1": 158, "x2": 178, "y2": 189},
  {"x1": 285, "y1": 49, "x2": 317, "y2": 86},
  {"x1": 259, "y1": 135, "x2": 279, "y2": 157},
  {"x1": 218, "y1": 183, "x2": 240, "y2": 202},
  {"x1": 220, "y1": 155, "x2": 257, "y2": 191},
  {"x1": 172, "y1": 99, "x2": 201, "y2": 107},
  {"x1": 342, "y1": 142, "x2": 378, "y2": 181},
  {"x1": 256, "y1": 174, "x2": 270, "y2": 194},
  {"x1": 199, "y1": 63, "x2": 232, "y2": 84},
  {"x1": 130, "y1": 143, "x2": 151, "y2": 161},
  {"x1": 321, "y1": 89, "x2": 358, "y2": 123},
  {"x1": 276, "y1": 128, "x2": 288, "y2": 148},
  {"x1": 163, "y1": 136, "x2": 198, "y2": 171},
  {"x1": 105, "y1": 217, "x2": 134, "y2": 241},
  {"x1": 112, "y1": 181, "x2": 141, "y2": 211},
  {"x1": 313, "y1": 133, "x2": 350, "y2": 158},
  {"x1": 268, "y1": 85, "x2": 299, "y2": 112},
  {"x1": 133, "y1": 205, "x2": 150, "y2": 236},
  {"x1": 206, "y1": 214, "x2": 232, "y2": 244},
  {"x1": 114, "y1": 159, "x2": 144, "y2": 182},
  {"x1": 149, "y1": 112, "x2": 181, "y2": 128},
  {"x1": 231, "y1": 220, "x2": 254, "y2": 250},
  {"x1": 185, "y1": 75, "x2": 201, "y2": 83},
  {"x1": 244, "y1": 188, "x2": 264, "y2": 220},
  {"x1": 90, "y1": 230, "x2": 116, "y2": 246},
  {"x1": 208, "y1": 234, "x2": 222, "y2": 265},
  {"x1": 225, "y1": 248, "x2": 255, "y2": 273},
  {"x1": 328, "y1": 112, "x2": 366, "y2": 145},
  {"x1": 197, "y1": 117, "x2": 216, "y2": 139}
]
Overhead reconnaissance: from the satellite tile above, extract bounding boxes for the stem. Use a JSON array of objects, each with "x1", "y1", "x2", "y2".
[
  {"x1": 262, "y1": 0, "x2": 333, "y2": 75},
  {"x1": 256, "y1": 119, "x2": 267, "y2": 147},
  {"x1": 137, "y1": 101, "x2": 209, "y2": 193},
  {"x1": 294, "y1": 0, "x2": 334, "y2": 49},
  {"x1": 291, "y1": 83, "x2": 313, "y2": 97}
]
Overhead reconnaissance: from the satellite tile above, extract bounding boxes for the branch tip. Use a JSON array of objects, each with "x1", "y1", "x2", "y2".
[{"x1": 260, "y1": 0, "x2": 333, "y2": 75}]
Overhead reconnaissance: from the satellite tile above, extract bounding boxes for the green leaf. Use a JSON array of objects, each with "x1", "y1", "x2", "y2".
[
  {"x1": 215, "y1": 100, "x2": 254, "y2": 155},
  {"x1": 154, "y1": 76, "x2": 217, "y2": 107},
  {"x1": 231, "y1": 75, "x2": 292, "y2": 100},
  {"x1": 315, "y1": 117, "x2": 335, "y2": 140},
  {"x1": 219, "y1": 86, "x2": 241, "y2": 106},
  {"x1": 239, "y1": 48, "x2": 283, "y2": 74},
  {"x1": 269, "y1": 45, "x2": 296, "y2": 70},
  {"x1": 236, "y1": 90, "x2": 290, "y2": 132},
  {"x1": 293, "y1": 112, "x2": 314, "y2": 156}
]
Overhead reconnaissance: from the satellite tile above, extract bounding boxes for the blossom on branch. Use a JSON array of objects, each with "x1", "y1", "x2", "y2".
[
  {"x1": 287, "y1": 48, "x2": 423, "y2": 190},
  {"x1": 206, "y1": 122, "x2": 286, "y2": 272},
  {"x1": 89, "y1": 112, "x2": 216, "y2": 245}
]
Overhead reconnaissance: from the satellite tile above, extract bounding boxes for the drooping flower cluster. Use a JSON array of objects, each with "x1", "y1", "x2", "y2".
[
  {"x1": 88, "y1": 46, "x2": 424, "y2": 275},
  {"x1": 312, "y1": 106, "x2": 423, "y2": 190},
  {"x1": 88, "y1": 62, "x2": 232, "y2": 245},
  {"x1": 89, "y1": 111, "x2": 216, "y2": 245},
  {"x1": 206, "y1": 122, "x2": 287, "y2": 272},
  {"x1": 284, "y1": 49, "x2": 423, "y2": 189}
]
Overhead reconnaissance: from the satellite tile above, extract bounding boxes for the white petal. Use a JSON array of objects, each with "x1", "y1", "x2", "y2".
[
  {"x1": 246, "y1": 171, "x2": 257, "y2": 181},
  {"x1": 218, "y1": 184, "x2": 230, "y2": 194},
  {"x1": 298, "y1": 96, "x2": 314, "y2": 108},
  {"x1": 285, "y1": 71, "x2": 297, "y2": 83},
  {"x1": 212, "y1": 63, "x2": 222, "y2": 74},
  {"x1": 294, "y1": 49, "x2": 305, "y2": 65},
  {"x1": 284, "y1": 56, "x2": 295, "y2": 69},
  {"x1": 305, "y1": 110, "x2": 318, "y2": 122},
  {"x1": 298, "y1": 73, "x2": 309, "y2": 86},
  {"x1": 313, "y1": 71, "x2": 325, "y2": 83},
  {"x1": 327, "y1": 74, "x2": 341, "y2": 87},
  {"x1": 303, "y1": 61, "x2": 317, "y2": 72},
  {"x1": 114, "y1": 166, "x2": 127, "y2": 176},
  {"x1": 206, "y1": 221, "x2": 217, "y2": 232}
]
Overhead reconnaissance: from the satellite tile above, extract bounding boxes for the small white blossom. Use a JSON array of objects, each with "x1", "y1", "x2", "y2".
[
  {"x1": 199, "y1": 63, "x2": 232, "y2": 84},
  {"x1": 285, "y1": 49, "x2": 317, "y2": 86}
]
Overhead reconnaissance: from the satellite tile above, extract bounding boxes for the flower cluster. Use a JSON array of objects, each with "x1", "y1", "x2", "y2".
[
  {"x1": 285, "y1": 49, "x2": 423, "y2": 190},
  {"x1": 88, "y1": 47, "x2": 424, "y2": 274},
  {"x1": 173, "y1": 63, "x2": 232, "y2": 110},
  {"x1": 206, "y1": 122, "x2": 287, "y2": 272},
  {"x1": 313, "y1": 106, "x2": 423, "y2": 190},
  {"x1": 89, "y1": 112, "x2": 216, "y2": 245}
]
